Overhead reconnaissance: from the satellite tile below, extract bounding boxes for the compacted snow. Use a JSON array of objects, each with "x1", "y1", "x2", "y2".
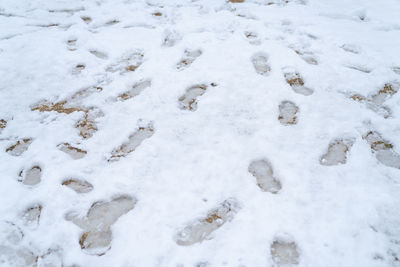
[{"x1": 1, "y1": 0, "x2": 400, "y2": 266}]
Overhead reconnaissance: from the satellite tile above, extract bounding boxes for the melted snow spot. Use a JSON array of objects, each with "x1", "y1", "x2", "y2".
[
  {"x1": 176, "y1": 49, "x2": 202, "y2": 70},
  {"x1": 6, "y1": 139, "x2": 32, "y2": 156},
  {"x1": 62, "y1": 179, "x2": 93, "y2": 193},
  {"x1": 175, "y1": 198, "x2": 240, "y2": 246},
  {"x1": 284, "y1": 69, "x2": 313, "y2": 96},
  {"x1": 252, "y1": 53, "x2": 271, "y2": 76},
  {"x1": 66, "y1": 196, "x2": 136, "y2": 254},
  {"x1": 278, "y1": 101, "x2": 299, "y2": 125},
  {"x1": 18, "y1": 166, "x2": 41, "y2": 186},
  {"x1": 248, "y1": 159, "x2": 281, "y2": 193},
  {"x1": 0, "y1": 119, "x2": 7, "y2": 129},
  {"x1": 320, "y1": 139, "x2": 354, "y2": 166},
  {"x1": 118, "y1": 80, "x2": 151, "y2": 101},
  {"x1": 271, "y1": 237, "x2": 300, "y2": 266}
]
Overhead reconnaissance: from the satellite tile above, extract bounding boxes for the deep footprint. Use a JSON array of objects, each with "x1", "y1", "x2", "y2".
[
  {"x1": 175, "y1": 198, "x2": 240, "y2": 246},
  {"x1": 66, "y1": 196, "x2": 136, "y2": 254},
  {"x1": 6, "y1": 139, "x2": 33, "y2": 156},
  {"x1": 283, "y1": 68, "x2": 313, "y2": 96},
  {"x1": 18, "y1": 166, "x2": 41, "y2": 186},
  {"x1": 363, "y1": 131, "x2": 400, "y2": 169},
  {"x1": 248, "y1": 159, "x2": 281, "y2": 193},
  {"x1": 252, "y1": 53, "x2": 271, "y2": 76},
  {"x1": 176, "y1": 49, "x2": 202, "y2": 70},
  {"x1": 278, "y1": 101, "x2": 299, "y2": 125},
  {"x1": 109, "y1": 124, "x2": 154, "y2": 161},
  {"x1": 320, "y1": 139, "x2": 354, "y2": 166}
]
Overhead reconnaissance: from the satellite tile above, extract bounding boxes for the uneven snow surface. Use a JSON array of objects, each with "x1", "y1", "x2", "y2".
[{"x1": 1, "y1": 0, "x2": 400, "y2": 266}]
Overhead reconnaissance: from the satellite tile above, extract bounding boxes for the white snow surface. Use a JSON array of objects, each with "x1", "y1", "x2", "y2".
[{"x1": 1, "y1": 0, "x2": 400, "y2": 266}]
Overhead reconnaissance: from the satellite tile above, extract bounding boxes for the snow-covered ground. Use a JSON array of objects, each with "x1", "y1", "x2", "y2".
[{"x1": 1, "y1": 0, "x2": 400, "y2": 266}]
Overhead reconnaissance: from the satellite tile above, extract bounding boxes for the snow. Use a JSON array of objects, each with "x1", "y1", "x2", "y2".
[{"x1": 0, "y1": 0, "x2": 400, "y2": 266}]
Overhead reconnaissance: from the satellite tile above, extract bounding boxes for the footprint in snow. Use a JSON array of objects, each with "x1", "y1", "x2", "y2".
[
  {"x1": 58, "y1": 143, "x2": 87, "y2": 159},
  {"x1": 106, "y1": 50, "x2": 144, "y2": 73},
  {"x1": 283, "y1": 68, "x2": 314, "y2": 96},
  {"x1": 363, "y1": 131, "x2": 400, "y2": 169},
  {"x1": 108, "y1": 124, "x2": 154, "y2": 162},
  {"x1": 248, "y1": 159, "x2": 281, "y2": 193},
  {"x1": 62, "y1": 179, "x2": 93, "y2": 194},
  {"x1": 117, "y1": 79, "x2": 151, "y2": 101},
  {"x1": 278, "y1": 101, "x2": 299, "y2": 125},
  {"x1": 252, "y1": 52, "x2": 271, "y2": 76},
  {"x1": 178, "y1": 83, "x2": 217, "y2": 111},
  {"x1": 18, "y1": 166, "x2": 42, "y2": 186},
  {"x1": 349, "y1": 82, "x2": 398, "y2": 118},
  {"x1": 270, "y1": 235, "x2": 300, "y2": 266},
  {"x1": 65, "y1": 195, "x2": 136, "y2": 255},
  {"x1": 320, "y1": 138, "x2": 354, "y2": 166},
  {"x1": 175, "y1": 198, "x2": 240, "y2": 246},
  {"x1": 176, "y1": 49, "x2": 202, "y2": 71},
  {"x1": 6, "y1": 138, "x2": 33, "y2": 156}
]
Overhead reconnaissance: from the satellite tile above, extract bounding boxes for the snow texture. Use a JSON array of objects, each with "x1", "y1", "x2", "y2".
[{"x1": 1, "y1": 0, "x2": 400, "y2": 266}]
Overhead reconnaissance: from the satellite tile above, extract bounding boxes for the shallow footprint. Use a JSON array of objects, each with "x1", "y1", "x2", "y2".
[
  {"x1": 320, "y1": 139, "x2": 354, "y2": 166},
  {"x1": 248, "y1": 159, "x2": 281, "y2": 193},
  {"x1": 66, "y1": 195, "x2": 136, "y2": 255},
  {"x1": 283, "y1": 68, "x2": 313, "y2": 96},
  {"x1": 6, "y1": 139, "x2": 32, "y2": 156},
  {"x1": 363, "y1": 131, "x2": 400, "y2": 169},
  {"x1": 109, "y1": 124, "x2": 154, "y2": 161},
  {"x1": 177, "y1": 49, "x2": 202, "y2": 70},
  {"x1": 252, "y1": 53, "x2": 271, "y2": 76},
  {"x1": 175, "y1": 198, "x2": 239, "y2": 246},
  {"x1": 22, "y1": 204, "x2": 42, "y2": 227},
  {"x1": 271, "y1": 236, "x2": 300, "y2": 266},
  {"x1": 58, "y1": 143, "x2": 87, "y2": 159},
  {"x1": 18, "y1": 166, "x2": 41, "y2": 186},
  {"x1": 278, "y1": 101, "x2": 299, "y2": 125},
  {"x1": 178, "y1": 83, "x2": 217, "y2": 111},
  {"x1": 62, "y1": 179, "x2": 93, "y2": 193},
  {"x1": 106, "y1": 50, "x2": 144, "y2": 73},
  {"x1": 117, "y1": 80, "x2": 151, "y2": 101},
  {"x1": 75, "y1": 108, "x2": 103, "y2": 139}
]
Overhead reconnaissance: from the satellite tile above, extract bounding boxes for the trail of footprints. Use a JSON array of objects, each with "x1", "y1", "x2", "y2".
[{"x1": 3, "y1": 41, "x2": 399, "y2": 266}]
